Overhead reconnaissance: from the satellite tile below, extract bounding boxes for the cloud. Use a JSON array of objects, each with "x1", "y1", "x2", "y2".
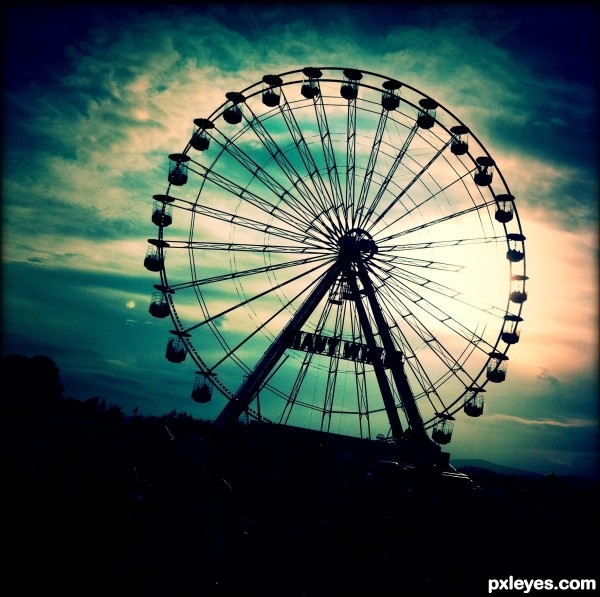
[
  {"x1": 536, "y1": 366, "x2": 560, "y2": 389},
  {"x1": 487, "y1": 413, "x2": 595, "y2": 429}
]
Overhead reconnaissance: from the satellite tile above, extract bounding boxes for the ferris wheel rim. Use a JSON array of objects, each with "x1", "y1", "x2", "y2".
[{"x1": 146, "y1": 66, "x2": 527, "y2": 448}]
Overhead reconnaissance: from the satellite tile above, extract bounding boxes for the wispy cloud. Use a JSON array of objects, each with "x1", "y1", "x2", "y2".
[
  {"x1": 536, "y1": 366, "x2": 560, "y2": 389},
  {"x1": 487, "y1": 413, "x2": 596, "y2": 429}
]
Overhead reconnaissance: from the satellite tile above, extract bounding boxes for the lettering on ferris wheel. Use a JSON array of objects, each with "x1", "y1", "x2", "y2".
[{"x1": 286, "y1": 330, "x2": 397, "y2": 368}]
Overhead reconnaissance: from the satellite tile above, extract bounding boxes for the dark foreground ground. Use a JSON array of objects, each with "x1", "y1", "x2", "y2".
[{"x1": 4, "y1": 408, "x2": 598, "y2": 596}]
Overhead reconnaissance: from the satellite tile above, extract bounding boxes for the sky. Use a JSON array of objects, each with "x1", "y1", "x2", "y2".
[{"x1": 2, "y1": 3, "x2": 598, "y2": 479}]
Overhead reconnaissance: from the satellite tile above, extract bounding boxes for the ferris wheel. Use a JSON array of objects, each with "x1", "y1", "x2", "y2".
[{"x1": 144, "y1": 66, "x2": 527, "y2": 461}]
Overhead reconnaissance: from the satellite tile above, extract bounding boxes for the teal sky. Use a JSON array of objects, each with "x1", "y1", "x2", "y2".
[{"x1": 2, "y1": 4, "x2": 598, "y2": 478}]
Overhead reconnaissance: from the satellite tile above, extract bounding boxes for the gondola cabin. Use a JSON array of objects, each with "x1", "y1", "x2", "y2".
[
  {"x1": 487, "y1": 352, "x2": 508, "y2": 383},
  {"x1": 166, "y1": 332, "x2": 190, "y2": 363},
  {"x1": 191, "y1": 118, "x2": 214, "y2": 151},
  {"x1": 191, "y1": 375, "x2": 212, "y2": 403},
  {"x1": 167, "y1": 154, "x2": 190, "y2": 186},
  {"x1": 506, "y1": 233, "x2": 525, "y2": 263},
  {"x1": 474, "y1": 156, "x2": 495, "y2": 186},
  {"x1": 417, "y1": 98, "x2": 438, "y2": 129},
  {"x1": 432, "y1": 417, "x2": 454, "y2": 444},
  {"x1": 463, "y1": 389, "x2": 485, "y2": 417},
  {"x1": 495, "y1": 194, "x2": 515, "y2": 223},
  {"x1": 509, "y1": 275, "x2": 528, "y2": 304},
  {"x1": 501, "y1": 314, "x2": 522, "y2": 344},
  {"x1": 149, "y1": 291, "x2": 169, "y2": 319},
  {"x1": 301, "y1": 67, "x2": 322, "y2": 99},
  {"x1": 144, "y1": 245, "x2": 164, "y2": 272},
  {"x1": 223, "y1": 92, "x2": 245, "y2": 125},
  {"x1": 262, "y1": 74, "x2": 283, "y2": 107},
  {"x1": 450, "y1": 125, "x2": 469, "y2": 156},
  {"x1": 510, "y1": 290, "x2": 528, "y2": 304},
  {"x1": 340, "y1": 68, "x2": 362, "y2": 100},
  {"x1": 381, "y1": 79, "x2": 401, "y2": 111},
  {"x1": 151, "y1": 200, "x2": 173, "y2": 227}
]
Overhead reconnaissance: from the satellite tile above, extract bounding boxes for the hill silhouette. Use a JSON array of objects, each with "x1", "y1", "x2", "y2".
[
  {"x1": 3, "y1": 354, "x2": 599, "y2": 596},
  {"x1": 452, "y1": 458, "x2": 544, "y2": 477}
]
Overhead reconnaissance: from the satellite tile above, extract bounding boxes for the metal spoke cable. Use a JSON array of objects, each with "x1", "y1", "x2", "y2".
[
  {"x1": 157, "y1": 241, "x2": 331, "y2": 254},
  {"x1": 179, "y1": 258, "x2": 335, "y2": 334},
  {"x1": 188, "y1": 201, "x2": 330, "y2": 247},
  {"x1": 356, "y1": 117, "x2": 422, "y2": 231},
  {"x1": 371, "y1": 170, "x2": 483, "y2": 242},
  {"x1": 361, "y1": 129, "x2": 449, "y2": 232},
  {"x1": 376, "y1": 274, "x2": 462, "y2": 410},
  {"x1": 310, "y1": 92, "x2": 345, "y2": 234},
  {"x1": 187, "y1": 145, "x2": 327, "y2": 239},
  {"x1": 241, "y1": 102, "x2": 342, "y2": 233},
  {"x1": 345, "y1": 94, "x2": 358, "y2": 229},
  {"x1": 376, "y1": 272, "x2": 483, "y2": 398},
  {"x1": 278, "y1": 89, "x2": 337, "y2": 215},
  {"x1": 377, "y1": 231, "x2": 504, "y2": 251},
  {"x1": 208, "y1": 118, "x2": 325, "y2": 222},
  {"x1": 163, "y1": 255, "x2": 331, "y2": 291},
  {"x1": 354, "y1": 108, "x2": 389, "y2": 228},
  {"x1": 381, "y1": 267, "x2": 499, "y2": 356}
]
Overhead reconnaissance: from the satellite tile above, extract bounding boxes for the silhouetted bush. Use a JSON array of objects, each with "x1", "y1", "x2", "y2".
[{"x1": 2, "y1": 353, "x2": 64, "y2": 412}]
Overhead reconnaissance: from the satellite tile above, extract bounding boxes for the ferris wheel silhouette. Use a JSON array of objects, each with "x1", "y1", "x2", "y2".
[{"x1": 144, "y1": 66, "x2": 527, "y2": 466}]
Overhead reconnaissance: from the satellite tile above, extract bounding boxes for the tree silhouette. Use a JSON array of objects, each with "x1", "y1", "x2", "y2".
[{"x1": 1, "y1": 353, "x2": 64, "y2": 413}]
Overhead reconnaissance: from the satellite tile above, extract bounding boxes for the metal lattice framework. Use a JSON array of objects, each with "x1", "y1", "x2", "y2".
[{"x1": 144, "y1": 66, "x2": 527, "y2": 457}]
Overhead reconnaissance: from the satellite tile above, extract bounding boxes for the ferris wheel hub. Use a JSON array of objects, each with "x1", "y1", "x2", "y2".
[{"x1": 337, "y1": 228, "x2": 378, "y2": 263}]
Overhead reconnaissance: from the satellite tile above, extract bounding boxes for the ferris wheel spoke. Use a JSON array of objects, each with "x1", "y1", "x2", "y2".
[
  {"x1": 275, "y1": 91, "x2": 340, "y2": 218},
  {"x1": 372, "y1": 172, "x2": 485, "y2": 242},
  {"x1": 181, "y1": 259, "x2": 335, "y2": 334},
  {"x1": 191, "y1": 202, "x2": 329, "y2": 247},
  {"x1": 209, "y1": 120, "x2": 319, "y2": 219},
  {"x1": 376, "y1": 303, "x2": 488, "y2": 418},
  {"x1": 355, "y1": 108, "x2": 389, "y2": 228},
  {"x1": 363, "y1": 139, "x2": 451, "y2": 233},
  {"x1": 377, "y1": 259, "x2": 488, "y2": 324},
  {"x1": 379, "y1": 234, "x2": 504, "y2": 253},
  {"x1": 321, "y1": 348, "x2": 343, "y2": 433},
  {"x1": 279, "y1": 349, "x2": 317, "y2": 425},
  {"x1": 324, "y1": 293, "x2": 354, "y2": 432},
  {"x1": 188, "y1": 155, "x2": 322, "y2": 235},
  {"x1": 356, "y1": 119, "x2": 421, "y2": 231},
  {"x1": 182, "y1": 255, "x2": 333, "y2": 290},
  {"x1": 371, "y1": 253, "x2": 465, "y2": 273},
  {"x1": 348, "y1": 305, "x2": 373, "y2": 437},
  {"x1": 376, "y1": 236, "x2": 507, "y2": 302},
  {"x1": 208, "y1": 273, "x2": 319, "y2": 373},
  {"x1": 378, "y1": 214, "x2": 507, "y2": 244},
  {"x1": 312, "y1": 291, "x2": 346, "y2": 433},
  {"x1": 187, "y1": 201, "x2": 307, "y2": 243},
  {"x1": 380, "y1": 262, "x2": 506, "y2": 318},
  {"x1": 159, "y1": 240, "x2": 330, "y2": 255},
  {"x1": 354, "y1": 362, "x2": 371, "y2": 438},
  {"x1": 240, "y1": 103, "x2": 341, "y2": 226},
  {"x1": 309, "y1": 93, "x2": 346, "y2": 231},
  {"x1": 344, "y1": 93, "x2": 358, "y2": 229},
  {"x1": 282, "y1": 283, "x2": 344, "y2": 431},
  {"x1": 377, "y1": 288, "x2": 476, "y2": 413},
  {"x1": 380, "y1": 270, "x2": 499, "y2": 353}
]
